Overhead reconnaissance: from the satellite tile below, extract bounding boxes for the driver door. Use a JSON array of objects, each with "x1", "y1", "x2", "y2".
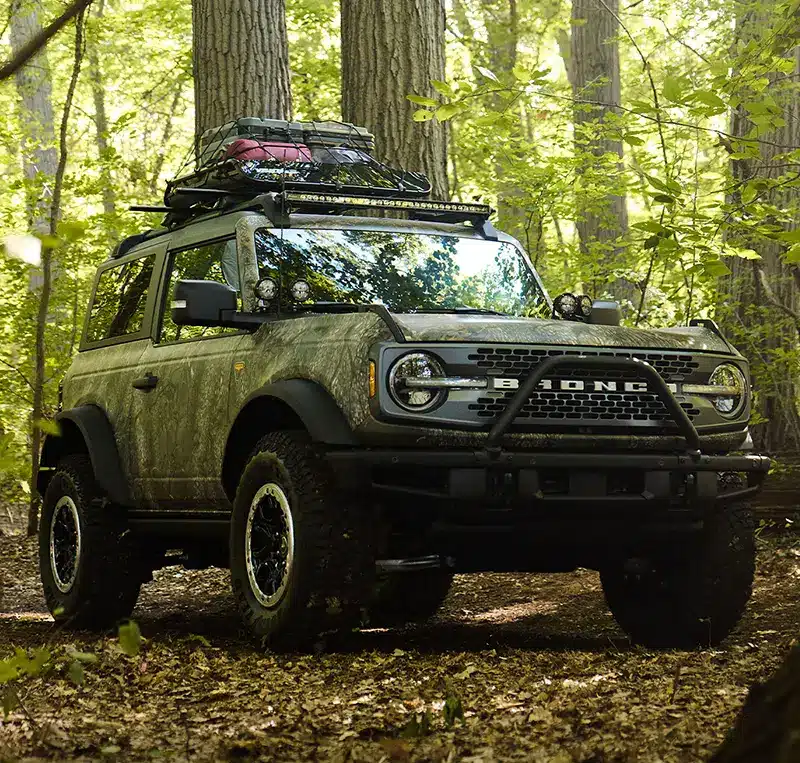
[{"x1": 128, "y1": 233, "x2": 246, "y2": 508}]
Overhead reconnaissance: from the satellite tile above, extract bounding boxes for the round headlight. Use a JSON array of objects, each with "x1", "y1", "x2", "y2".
[
  {"x1": 388, "y1": 352, "x2": 446, "y2": 412},
  {"x1": 579, "y1": 295, "x2": 593, "y2": 317},
  {"x1": 290, "y1": 279, "x2": 311, "y2": 302},
  {"x1": 255, "y1": 277, "x2": 278, "y2": 302},
  {"x1": 708, "y1": 363, "x2": 747, "y2": 417}
]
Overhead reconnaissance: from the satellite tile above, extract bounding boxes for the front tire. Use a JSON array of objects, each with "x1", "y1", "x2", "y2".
[
  {"x1": 39, "y1": 455, "x2": 142, "y2": 629},
  {"x1": 601, "y1": 504, "x2": 755, "y2": 648},
  {"x1": 229, "y1": 431, "x2": 372, "y2": 648}
]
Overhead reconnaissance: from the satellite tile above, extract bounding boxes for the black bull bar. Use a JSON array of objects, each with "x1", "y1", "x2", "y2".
[{"x1": 327, "y1": 355, "x2": 771, "y2": 504}]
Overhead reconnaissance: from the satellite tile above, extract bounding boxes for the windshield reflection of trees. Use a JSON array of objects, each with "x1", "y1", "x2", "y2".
[{"x1": 254, "y1": 229, "x2": 548, "y2": 317}]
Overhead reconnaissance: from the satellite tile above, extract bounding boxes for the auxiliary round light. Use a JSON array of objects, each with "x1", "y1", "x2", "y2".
[
  {"x1": 388, "y1": 352, "x2": 446, "y2": 412},
  {"x1": 579, "y1": 295, "x2": 593, "y2": 317},
  {"x1": 708, "y1": 363, "x2": 746, "y2": 417},
  {"x1": 255, "y1": 277, "x2": 278, "y2": 302},
  {"x1": 553, "y1": 292, "x2": 578, "y2": 319},
  {"x1": 290, "y1": 279, "x2": 311, "y2": 302}
]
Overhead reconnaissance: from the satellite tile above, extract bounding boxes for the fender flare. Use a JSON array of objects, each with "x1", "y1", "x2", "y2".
[
  {"x1": 239, "y1": 379, "x2": 359, "y2": 446},
  {"x1": 39, "y1": 405, "x2": 133, "y2": 506}
]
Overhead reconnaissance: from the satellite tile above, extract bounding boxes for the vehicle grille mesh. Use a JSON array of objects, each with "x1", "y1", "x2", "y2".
[{"x1": 466, "y1": 347, "x2": 701, "y2": 424}]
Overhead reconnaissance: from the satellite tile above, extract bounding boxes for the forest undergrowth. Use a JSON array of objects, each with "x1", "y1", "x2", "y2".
[{"x1": 0, "y1": 530, "x2": 797, "y2": 762}]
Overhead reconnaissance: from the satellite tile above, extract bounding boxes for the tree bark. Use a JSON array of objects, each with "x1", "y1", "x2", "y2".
[
  {"x1": 719, "y1": 14, "x2": 800, "y2": 453},
  {"x1": 191, "y1": 0, "x2": 292, "y2": 138},
  {"x1": 341, "y1": 0, "x2": 449, "y2": 200},
  {"x1": 87, "y1": 0, "x2": 115, "y2": 222},
  {"x1": 10, "y1": 0, "x2": 58, "y2": 235},
  {"x1": 711, "y1": 644, "x2": 800, "y2": 763},
  {"x1": 10, "y1": 0, "x2": 60, "y2": 537},
  {"x1": 568, "y1": 0, "x2": 632, "y2": 303}
]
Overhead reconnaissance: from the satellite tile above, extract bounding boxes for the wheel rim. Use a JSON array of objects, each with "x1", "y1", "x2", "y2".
[
  {"x1": 50, "y1": 496, "x2": 81, "y2": 593},
  {"x1": 245, "y1": 482, "x2": 295, "y2": 608}
]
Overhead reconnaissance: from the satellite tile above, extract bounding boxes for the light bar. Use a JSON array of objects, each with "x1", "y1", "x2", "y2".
[
  {"x1": 682, "y1": 384, "x2": 740, "y2": 396},
  {"x1": 404, "y1": 376, "x2": 488, "y2": 389},
  {"x1": 282, "y1": 191, "x2": 492, "y2": 217}
]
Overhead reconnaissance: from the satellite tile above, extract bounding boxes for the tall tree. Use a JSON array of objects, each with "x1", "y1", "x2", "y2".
[
  {"x1": 720, "y1": 4, "x2": 800, "y2": 453},
  {"x1": 191, "y1": 0, "x2": 292, "y2": 138},
  {"x1": 341, "y1": 0, "x2": 449, "y2": 200},
  {"x1": 87, "y1": 0, "x2": 116, "y2": 223},
  {"x1": 10, "y1": 0, "x2": 60, "y2": 536},
  {"x1": 565, "y1": 0, "x2": 632, "y2": 303}
]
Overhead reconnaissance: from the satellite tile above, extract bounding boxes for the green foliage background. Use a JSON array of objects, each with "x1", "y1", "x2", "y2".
[{"x1": 1, "y1": 0, "x2": 799, "y2": 500}]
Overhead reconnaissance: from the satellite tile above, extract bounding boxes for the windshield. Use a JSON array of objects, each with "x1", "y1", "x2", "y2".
[{"x1": 254, "y1": 228, "x2": 550, "y2": 316}]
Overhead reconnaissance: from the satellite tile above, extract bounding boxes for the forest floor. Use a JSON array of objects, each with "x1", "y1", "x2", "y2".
[{"x1": 0, "y1": 529, "x2": 798, "y2": 763}]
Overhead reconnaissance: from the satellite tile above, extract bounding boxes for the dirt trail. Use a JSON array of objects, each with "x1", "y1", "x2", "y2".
[{"x1": 1, "y1": 533, "x2": 798, "y2": 762}]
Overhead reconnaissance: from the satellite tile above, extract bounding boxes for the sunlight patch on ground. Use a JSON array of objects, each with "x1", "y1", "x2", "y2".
[
  {"x1": 0, "y1": 612, "x2": 52, "y2": 622},
  {"x1": 467, "y1": 600, "x2": 559, "y2": 623}
]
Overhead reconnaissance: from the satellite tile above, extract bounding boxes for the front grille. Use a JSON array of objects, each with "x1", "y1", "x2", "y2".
[
  {"x1": 469, "y1": 390, "x2": 700, "y2": 422},
  {"x1": 468, "y1": 348, "x2": 700, "y2": 381},
  {"x1": 465, "y1": 347, "x2": 701, "y2": 427}
]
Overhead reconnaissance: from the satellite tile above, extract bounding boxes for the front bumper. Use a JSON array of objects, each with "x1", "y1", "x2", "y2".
[{"x1": 327, "y1": 449, "x2": 770, "y2": 506}]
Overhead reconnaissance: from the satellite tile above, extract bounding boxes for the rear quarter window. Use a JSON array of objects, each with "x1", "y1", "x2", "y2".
[{"x1": 85, "y1": 254, "x2": 155, "y2": 343}]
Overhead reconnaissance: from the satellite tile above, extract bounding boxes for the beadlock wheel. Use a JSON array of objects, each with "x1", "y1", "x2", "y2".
[
  {"x1": 245, "y1": 482, "x2": 295, "y2": 608},
  {"x1": 49, "y1": 495, "x2": 81, "y2": 593}
]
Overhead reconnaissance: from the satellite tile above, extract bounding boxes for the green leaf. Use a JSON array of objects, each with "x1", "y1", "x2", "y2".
[
  {"x1": 2, "y1": 687, "x2": 16, "y2": 719},
  {"x1": 775, "y1": 229, "x2": 800, "y2": 244},
  {"x1": 784, "y1": 245, "x2": 800, "y2": 263},
  {"x1": 663, "y1": 75, "x2": 683, "y2": 103},
  {"x1": 67, "y1": 649, "x2": 98, "y2": 663},
  {"x1": 68, "y1": 660, "x2": 85, "y2": 686},
  {"x1": 412, "y1": 109, "x2": 434, "y2": 122},
  {"x1": 512, "y1": 64, "x2": 530, "y2": 82},
  {"x1": 475, "y1": 65, "x2": 499, "y2": 82},
  {"x1": 406, "y1": 94, "x2": 438, "y2": 107},
  {"x1": 652, "y1": 194, "x2": 676, "y2": 204},
  {"x1": 435, "y1": 103, "x2": 462, "y2": 122},
  {"x1": 703, "y1": 258, "x2": 732, "y2": 277},
  {"x1": 34, "y1": 419, "x2": 61, "y2": 437},
  {"x1": 443, "y1": 694, "x2": 464, "y2": 728},
  {"x1": 119, "y1": 621, "x2": 142, "y2": 657},
  {"x1": 644, "y1": 174, "x2": 670, "y2": 193},
  {"x1": 624, "y1": 134, "x2": 645, "y2": 147},
  {"x1": 692, "y1": 90, "x2": 726, "y2": 109},
  {"x1": 430, "y1": 79, "x2": 453, "y2": 97}
]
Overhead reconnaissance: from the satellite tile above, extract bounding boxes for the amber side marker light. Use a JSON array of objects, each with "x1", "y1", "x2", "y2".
[{"x1": 369, "y1": 361, "x2": 377, "y2": 397}]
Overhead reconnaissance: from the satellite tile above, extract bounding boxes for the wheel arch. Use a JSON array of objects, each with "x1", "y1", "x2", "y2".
[
  {"x1": 222, "y1": 379, "x2": 357, "y2": 500},
  {"x1": 38, "y1": 405, "x2": 133, "y2": 506}
]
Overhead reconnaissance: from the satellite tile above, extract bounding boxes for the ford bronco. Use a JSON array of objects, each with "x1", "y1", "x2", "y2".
[{"x1": 37, "y1": 119, "x2": 771, "y2": 648}]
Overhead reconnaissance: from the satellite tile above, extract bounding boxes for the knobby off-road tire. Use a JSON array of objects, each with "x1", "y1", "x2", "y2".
[
  {"x1": 229, "y1": 431, "x2": 373, "y2": 649},
  {"x1": 39, "y1": 455, "x2": 142, "y2": 629},
  {"x1": 601, "y1": 504, "x2": 755, "y2": 648},
  {"x1": 368, "y1": 570, "x2": 454, "y2": 627}
]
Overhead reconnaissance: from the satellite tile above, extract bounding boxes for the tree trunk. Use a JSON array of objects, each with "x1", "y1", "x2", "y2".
[
  {"x1": 568, "y1": 0, "x2": 632, "y2": 303},
  {"x1": 719, "y1": 17, "x2": 800, "y2": 453},
  {"x1": 711, "y1": 644, "x2": 800, "y2": 763},
  {"x1": 10, "y1": 0, "x2": 59, "y2": 537},
  {"x1": 10, "y1": 0, "x2": 58, "y2": 235},
  {"x1": 87, "y1": 0, "x2": 116, "y2": 223},
  {"x1": 341, "y1": 0, "x2": 449, "y2": 200},
  {"x1": 191, "y1": 0, "x2": 292, "y2": 138}
]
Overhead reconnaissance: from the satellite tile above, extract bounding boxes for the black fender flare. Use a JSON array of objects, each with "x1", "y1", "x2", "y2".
[
  {"x1": 39, "y1": 405, "x2": 133, "y2": 506},
  {"x1": 239, "y1": 379, "x2": 359, "y2": 446}
]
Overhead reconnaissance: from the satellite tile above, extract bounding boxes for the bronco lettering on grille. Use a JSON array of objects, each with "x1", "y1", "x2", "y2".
[{"x1": 490, "y1": 378, "x2": 679, "y2": 393}]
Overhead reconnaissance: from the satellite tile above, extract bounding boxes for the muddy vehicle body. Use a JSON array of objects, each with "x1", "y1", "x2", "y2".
[{"x1": 37, "y1": 121, "x2": 770, "y2": 648}]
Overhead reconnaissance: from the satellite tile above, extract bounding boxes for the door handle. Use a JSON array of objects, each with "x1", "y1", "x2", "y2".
[{"x1": 132, "y1": 373, "x2": 159, "y2": 391}]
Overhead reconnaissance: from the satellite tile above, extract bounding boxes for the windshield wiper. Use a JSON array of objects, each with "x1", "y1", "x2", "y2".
[{"x1": 412, "y1": 307, "x2": 508, "y2": 316}]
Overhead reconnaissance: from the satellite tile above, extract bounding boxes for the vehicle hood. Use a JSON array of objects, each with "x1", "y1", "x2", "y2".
[{"x1": 392, "y1": 314, "x2": 735, "y2": 353}]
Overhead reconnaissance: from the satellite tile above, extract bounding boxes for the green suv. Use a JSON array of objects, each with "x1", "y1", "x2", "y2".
[{"x1": 37, "y1": 122, "x2": 770, "y2": 649}]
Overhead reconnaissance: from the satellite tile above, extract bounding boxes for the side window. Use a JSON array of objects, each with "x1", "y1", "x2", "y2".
[
  {"x1": 86, "y1": 255, "x2": 155, "y2": 343},
  {"x1": 159, "y1": 239, "x2": 240, "y2": 343}
]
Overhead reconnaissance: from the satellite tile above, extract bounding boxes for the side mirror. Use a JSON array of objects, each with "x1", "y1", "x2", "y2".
[{"x1": 172, "y1": 279, "x2": 237, "y2": 326}]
